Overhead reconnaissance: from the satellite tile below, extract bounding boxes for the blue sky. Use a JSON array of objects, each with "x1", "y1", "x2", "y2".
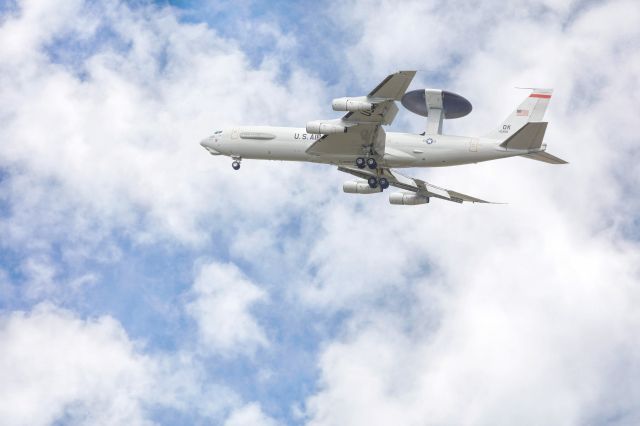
[{"x1": 1, "y1": 1, "x2": 640, "y2": 425}]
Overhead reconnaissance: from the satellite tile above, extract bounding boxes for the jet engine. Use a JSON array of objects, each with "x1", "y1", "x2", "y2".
[
  {"x1": 306, "y1": 120, "x2": 347, "y2": 134},
  {"x1": 389, "y1": 192, "x2": 429, "y2": 205},
  {"x1": 343, "y1": 180, "x2": 382, "y2": 194},
  {"x1": 331, "y1": 97, "x2": 374, "y2": 112}
]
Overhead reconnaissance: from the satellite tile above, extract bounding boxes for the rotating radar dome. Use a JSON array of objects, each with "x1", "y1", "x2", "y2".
[{"x1": 401, "y1": 89, "x2": 472, "y2": 119}]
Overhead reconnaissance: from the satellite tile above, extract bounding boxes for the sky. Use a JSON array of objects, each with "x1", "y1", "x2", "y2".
[{"x1": 0, "y1": 0, "x2": 639, "y2": 425}]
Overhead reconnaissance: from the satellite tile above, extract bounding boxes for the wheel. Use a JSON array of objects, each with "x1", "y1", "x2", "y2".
[
  {"x1": 366, "y1": 157, "x2": 377, "y2": 169},
  {"x1": 232, "y1": 161, "x2": 241, "y2": 170},
  {"x1": 367, "y1": 176, "x2": 378, "y2": 188},
  {"x1": 355, "y1": 157, "x2": 366, "y2": 169},
  {"x1": 379, "y1": 177, "x2": 389, "y2": 189}
]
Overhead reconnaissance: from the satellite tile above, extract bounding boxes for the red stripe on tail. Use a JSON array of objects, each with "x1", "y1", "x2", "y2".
[{"x1": 530, "y1": 93, "x2": 552, "y2": 99}]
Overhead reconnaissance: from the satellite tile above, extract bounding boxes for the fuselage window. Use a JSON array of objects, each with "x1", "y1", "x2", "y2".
[{"x1": 239, "y1": 132, "x2": 275, "y2": 140}]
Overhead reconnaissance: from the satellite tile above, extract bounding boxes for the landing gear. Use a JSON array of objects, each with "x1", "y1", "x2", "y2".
[
  {"x1": 366, "y1": 176, "x2": 389, "y2": 190},
  {"x1": 366, "y1": 157, "x2": 377, "y2": 169},
  {"x1": 231, "y1": 160, "x2": 241, "y2": 170},
  {"x1": 355, "y1": 157, "x2": 378, "y2": 169}
]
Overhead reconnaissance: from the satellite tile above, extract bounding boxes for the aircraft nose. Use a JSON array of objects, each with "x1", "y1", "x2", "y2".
[{"x1": 200, "y1": 136, "x2": 223, "y2": 155}]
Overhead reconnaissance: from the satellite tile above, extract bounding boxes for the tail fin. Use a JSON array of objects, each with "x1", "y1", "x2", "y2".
[{"x1": 487, "y1": 88, "x2": 553, "y2": 140}]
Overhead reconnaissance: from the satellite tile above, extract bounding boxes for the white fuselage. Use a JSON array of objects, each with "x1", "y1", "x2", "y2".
[{"x1": 200, "y1": 126, "x2": 523, "y2": 168}]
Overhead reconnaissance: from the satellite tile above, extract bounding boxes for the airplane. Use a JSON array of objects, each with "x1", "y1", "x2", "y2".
[{"x1": 200, "y1": 71, "x2": 566, "y2": 205}]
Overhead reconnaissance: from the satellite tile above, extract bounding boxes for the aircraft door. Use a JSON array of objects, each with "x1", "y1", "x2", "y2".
[
  {"x1": 469, "y1": 138, "x2": 478, "y2": 152},
  {"x1": 232, "y1": 128, "x2": 239, "y2": 139}
]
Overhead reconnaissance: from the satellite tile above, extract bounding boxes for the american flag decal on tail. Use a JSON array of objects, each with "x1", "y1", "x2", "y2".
[{"x1": 516, "y1": 109, "x2": 529, "y2": 116}]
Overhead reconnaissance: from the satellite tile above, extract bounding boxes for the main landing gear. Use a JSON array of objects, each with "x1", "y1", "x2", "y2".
[
  {"x1": 356, "y1": 157, "x2": 387, "y2": 190},
  {"x1": 355, "y1": 157, "x2": 377, "y2": 170},
  {"x1": 231, "y1": 158, "x2": 241, "y2": 170},
  {"x1": 366, "y1": 157, "x2": 377, "y2": 169},
  {"x1": 367, "y1": 176, "x2": 389, "y2": 189}
]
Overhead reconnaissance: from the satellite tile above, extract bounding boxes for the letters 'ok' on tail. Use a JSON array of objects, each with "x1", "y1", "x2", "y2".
[
  {"x1": 486, "y1": 88, "x2": 567, "y2": 164},
  {"x1": 487, "y1": 88, "x2": 553, "y2": 141}
]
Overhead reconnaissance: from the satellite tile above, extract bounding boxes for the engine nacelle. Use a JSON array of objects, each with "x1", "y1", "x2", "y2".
[
  {"x1": 332, "y1": 97, "x2": 374, "y2": 112},
  {"x1": 306, "y1": 120, "x2": 347, "y2": 134},
  {"x1": 389, "y1": 192, "x2": 429, "y2": 205},
  {"x1": 343, "y1": 180, "x2": 382, "y2": 194}
]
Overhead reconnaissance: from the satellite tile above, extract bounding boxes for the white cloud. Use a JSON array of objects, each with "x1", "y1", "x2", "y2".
[
  {"x1": 0, "y1": 303, "x2": 155, "y2": 425},
  {"x1": 2, "y1": 0, "x2": 640, "y2": 424},
  {"x1": 187, "y1": 261, "x2": 268, "y2": 355},
  {"x1": 224, "y1": 402, "x2": 279, "y2": 426},
  {"x1": 301, "y1": 0, "x2": 640, "y2": 424},
  {"x1": 20, "y1": 256, "x2": 58, "y2": 299},
  {"x1": 16, "y1": 255, "x2": 98, "y2": 300},
  {"x1": 0, "y1": 0, "x2": 330, "y2": 255},
  {"x1": 0, "y1": 0, "x2": 94, "y2": 64},
  {"x1": 0, "y1": 302, "x2": 272, "y2": 425},
  {"x1": 305, "y1": 233, "x2": 640, "y2": 424}
]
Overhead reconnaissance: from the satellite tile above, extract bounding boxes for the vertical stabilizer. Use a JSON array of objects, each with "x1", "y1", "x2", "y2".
[{"x1": 487, "y1": 88, "x2": 553, "y2": 141}]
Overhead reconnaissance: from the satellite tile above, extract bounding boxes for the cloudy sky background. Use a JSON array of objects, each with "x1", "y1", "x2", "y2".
[{"x1": 0, "y1": 0, "x2": 639, "y2": 424}]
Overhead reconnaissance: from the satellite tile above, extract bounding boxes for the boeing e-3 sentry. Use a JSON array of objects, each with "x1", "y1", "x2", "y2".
[{"x1": 200, "y1": 71, "x2": 566, "y2": 205}]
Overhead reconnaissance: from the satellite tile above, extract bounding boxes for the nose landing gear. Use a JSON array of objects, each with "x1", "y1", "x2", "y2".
[{"x1": 231, "y1": 158, "x2": 241, "y2": 170}]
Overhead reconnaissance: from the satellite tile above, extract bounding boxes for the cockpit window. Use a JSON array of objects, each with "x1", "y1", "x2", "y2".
[{"x1": 214, "y1": 130, "x2": 222, "y2": 134}]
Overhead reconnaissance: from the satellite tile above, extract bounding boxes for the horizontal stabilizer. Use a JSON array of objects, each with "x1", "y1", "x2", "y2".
[
  {"x1": 521, "y1": 151, "x2": 568, "y2": 164},
  {"x1": 500, "y1": 122, "x2": 547, "y2": 150}
]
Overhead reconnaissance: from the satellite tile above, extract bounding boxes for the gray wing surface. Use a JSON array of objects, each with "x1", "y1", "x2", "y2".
[
  {"x1": 342, "y1": 70, "x2": 416, "y2": 125},
  {"x1": 338, "y1": 166, "x2": 495, "y2": 204}
]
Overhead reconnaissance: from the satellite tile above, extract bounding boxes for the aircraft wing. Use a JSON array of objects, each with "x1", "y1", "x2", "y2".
[
  {"x1": 306, "y1": 71, "x2": 416, "y2": 156},
  {"x1": 342, "y1": 70, "x2": 416, "y2": 125},
  {"x1": 338, "y1": 166, "x2": 495, "y2": 204}
]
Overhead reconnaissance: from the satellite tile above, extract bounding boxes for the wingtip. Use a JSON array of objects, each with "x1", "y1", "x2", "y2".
[{"x1": 471, "y1": 200, "x2": 506, "y2": 205}]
